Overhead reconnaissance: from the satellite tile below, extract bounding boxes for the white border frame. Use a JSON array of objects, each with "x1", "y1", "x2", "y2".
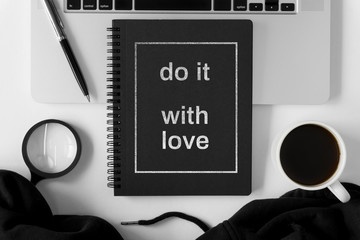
[{"x1": 134, "y1": 42, "x2": 238, "y2": 174}]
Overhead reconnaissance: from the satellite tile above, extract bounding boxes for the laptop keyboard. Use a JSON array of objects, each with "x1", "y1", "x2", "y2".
[{"x1": 66, "y1": 0, "x2": 297, "y2": 13}]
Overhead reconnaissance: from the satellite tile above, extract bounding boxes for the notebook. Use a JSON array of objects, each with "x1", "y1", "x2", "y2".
[{"x1": 106, "y1": 20, "x2": 253, "y2": 195}]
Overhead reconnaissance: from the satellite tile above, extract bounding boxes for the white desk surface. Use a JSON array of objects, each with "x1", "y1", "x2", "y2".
[{"x1": 1, "y1": 1, "x2": 360, "y2": 239}]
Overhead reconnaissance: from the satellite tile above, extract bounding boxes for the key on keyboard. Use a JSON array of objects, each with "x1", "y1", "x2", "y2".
[
  {"x1": 214, "y1": 0, "x2": 231, "y2": 11},
  {"x1": 134, "y1": 0, "x2": 211, "y2": 11},
  {"x1": 115, "y1": 0, "x2": 132, "y2": 10},
  {"x1": 67, "y1": 0, "x2": 81, "y2": 10},
  {"x1": 83, "y1": 0, "x2": 96, "y2": 10}
]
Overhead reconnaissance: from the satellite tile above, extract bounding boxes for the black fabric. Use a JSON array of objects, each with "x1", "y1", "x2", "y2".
[
  {"x1": 0, "y1": 170, "x2": 123, "y2": 240},
  {"x1": 2, "y1": 168, "x2": 360, "y2": 240},
  {"x1": 197, "y1": 183, "x2": 360, "y2": 240}
]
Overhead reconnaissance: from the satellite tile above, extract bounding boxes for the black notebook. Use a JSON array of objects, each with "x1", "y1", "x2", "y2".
[{"x1": 107, "y1": 20, "x2": 253, "y2": 195}]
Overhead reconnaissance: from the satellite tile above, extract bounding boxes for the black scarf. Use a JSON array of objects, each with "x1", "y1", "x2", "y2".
[
  {"x1": 197, "y1": 183, "x2": 360, "y2": 240},
  {"x1": 0, "y1": 170, "x2": 122, "y2": 240},
  {"x1": 1, "y1": 169, "x2": 359, "y2": 240}
]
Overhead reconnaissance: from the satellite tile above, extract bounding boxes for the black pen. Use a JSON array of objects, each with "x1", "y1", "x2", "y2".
[{"x1": 43, "y1": 0, "x2": 90, "y2": 102}]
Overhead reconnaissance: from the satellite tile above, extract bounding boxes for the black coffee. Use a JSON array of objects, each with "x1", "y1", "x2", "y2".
[{"x1": 280, "y1": 124, "x2": 340, "y2": 186}]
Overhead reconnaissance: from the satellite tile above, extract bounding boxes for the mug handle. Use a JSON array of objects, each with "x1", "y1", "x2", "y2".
[{"x1": 328, "y1": 181, "x2": 351, "y2": 203}]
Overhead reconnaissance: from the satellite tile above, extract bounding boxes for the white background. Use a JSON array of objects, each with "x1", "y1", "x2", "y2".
[{"x1": 1, "y1": 1, "x2": 360, "y2": 239}]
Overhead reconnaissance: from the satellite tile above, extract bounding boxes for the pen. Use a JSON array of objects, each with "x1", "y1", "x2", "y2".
[{"x1": 43, "y1": 0, "x2": 90, "y2": 102}]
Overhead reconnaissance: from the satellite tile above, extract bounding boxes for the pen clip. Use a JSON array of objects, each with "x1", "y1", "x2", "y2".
[
  {"x1": 43, "y1": 0, "x2": 66, "y2": 40},
  {"x1": 47, "y1": 0, "x2": 64, "y2": 29}
]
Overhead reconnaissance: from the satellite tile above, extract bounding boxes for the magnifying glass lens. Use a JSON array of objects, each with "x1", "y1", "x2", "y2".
[
  {"x1": 26, "y1": 123, "x2": 78, "y2": 174},
  {"x1": 22, "y1": 119, "x2": 81, "y2": 184}
]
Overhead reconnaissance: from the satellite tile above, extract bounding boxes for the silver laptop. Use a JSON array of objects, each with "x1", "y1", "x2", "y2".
[{"x1": 31, "y1": 0, "x2": 331, "y2": 104}]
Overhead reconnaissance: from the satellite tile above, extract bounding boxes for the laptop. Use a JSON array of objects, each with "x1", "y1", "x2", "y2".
[{"x1": 31, "y1": 0, "x2": 331, "y2": 104}]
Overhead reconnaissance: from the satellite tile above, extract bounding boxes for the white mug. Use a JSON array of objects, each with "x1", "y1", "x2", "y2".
[{"x1": 272, "y1": 121, "x2": 350, "y2": 203}]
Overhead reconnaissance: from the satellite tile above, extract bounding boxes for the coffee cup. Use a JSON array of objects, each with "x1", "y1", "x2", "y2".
[{"x1": 273, "y1": 121, "x2": 350, "y2": 203}]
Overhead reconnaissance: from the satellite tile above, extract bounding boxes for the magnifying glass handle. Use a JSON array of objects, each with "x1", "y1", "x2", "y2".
[{"x1": 30, "y1": 172, "x2": 45, "y2": 185}]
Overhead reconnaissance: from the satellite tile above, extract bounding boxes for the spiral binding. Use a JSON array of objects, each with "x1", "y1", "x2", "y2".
[{"x1": 107, "y1": 27, "x2": 122, "y2": 189}]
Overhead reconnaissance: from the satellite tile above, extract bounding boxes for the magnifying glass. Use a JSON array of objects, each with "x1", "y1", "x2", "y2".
[{"x1": 22, "y1": 119, "x2": 81, "y2": 185}]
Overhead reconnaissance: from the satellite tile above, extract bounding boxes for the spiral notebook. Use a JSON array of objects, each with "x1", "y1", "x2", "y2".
[{"x1": 107, "y1": 20, "x2": 252, "y2": 195}]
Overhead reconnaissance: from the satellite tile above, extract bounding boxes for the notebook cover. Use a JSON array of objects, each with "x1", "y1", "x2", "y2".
[{"x1": 107, "y1": 20, "x2": 252, "y2": 195}]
